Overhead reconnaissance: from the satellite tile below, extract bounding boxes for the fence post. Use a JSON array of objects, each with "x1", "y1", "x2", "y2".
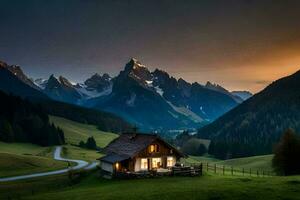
[
  {"x1": 257, "y1": 170, "x2": 259, "y2": 177},
  {"x1": 200, "y1": 163, "x2": 203, "y2": 175},
  {"x1": 214, "y1": 164, "x2": 216, "y2": 174},
  {"x1": 207, "y1": 162, "x2": 209, "y2": 171},
  {"x1": 231, "y1": 167, "x2": 233, "y2": 176},
  {"x1": 223, "y1": 165, "x2": 225, "y2": 175}
]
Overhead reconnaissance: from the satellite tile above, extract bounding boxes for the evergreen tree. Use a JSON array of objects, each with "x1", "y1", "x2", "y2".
[
  {"x1": 198, "y1": 144, "x2": 207, "y2": 156},
  {"x1": 0, "y1": 91, "x2": 65, "y2": 146},
  {"x1": 272, "y1": 129, "x2": 300, "y2": 175},
  {"x1": 85, "y1": 137, "x2": 97, "y2": 150},
  {"x1": 0, "y1": 120, "x2": 14, "y2": 142},
  {"x1": 79, "y1": 140, "x2": 85, "y2": 148}
]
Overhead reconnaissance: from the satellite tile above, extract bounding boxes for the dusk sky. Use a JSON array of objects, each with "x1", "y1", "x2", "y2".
[{"x1": 1, "y1": 0, "x2": 300, "y2": 93}]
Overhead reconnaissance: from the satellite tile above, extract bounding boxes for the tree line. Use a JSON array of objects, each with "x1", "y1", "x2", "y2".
[
  {"x1": 39, "y1": 99, "x2": 132, "y2": 133},
  {"x1": 0, "y1": 91, "x2": 65, "y2": 146}
]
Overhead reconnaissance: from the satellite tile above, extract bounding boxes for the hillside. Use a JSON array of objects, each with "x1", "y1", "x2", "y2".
[
  {"x1": 216, "y1": 155, "x2": 273, "y2": 171},
  {"x1": 0, "y1": 91, "x2": 65, "y2": 146},
  {"x1": 196, "y1": 70, "x2": 300, "y2": 159},
  {"x1": 49, "y1": 116, "x2": 118, "y2": 147},
  {"x1": 40, "y1": 100, "x2": 132, "y2": 133},
  {"x1": 184, "y1": 154, "x2": 273, "y2": 171},
  {"x1": 0, "y1": 142, "x2": 67, "y2": 177}
]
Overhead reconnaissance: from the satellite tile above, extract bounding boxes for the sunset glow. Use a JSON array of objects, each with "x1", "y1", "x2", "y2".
[{"x1": 1, "y1": 0, "x2": 300, "y2": 93}]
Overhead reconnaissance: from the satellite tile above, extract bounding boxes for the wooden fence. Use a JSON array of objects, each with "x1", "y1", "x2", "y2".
[
  {"x1": 107, "y1": 164, "x2": 203, "y2": 179},
  {"x1": 188, "y1": 162, "x2": 275, "y2": 177}
]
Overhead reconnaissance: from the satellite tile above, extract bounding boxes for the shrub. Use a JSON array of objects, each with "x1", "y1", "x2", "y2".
[{"x1": 182, "y1": 138, "x2": 207, "y2": 156}]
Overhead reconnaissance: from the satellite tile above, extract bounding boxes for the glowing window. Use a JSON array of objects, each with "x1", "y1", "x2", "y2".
[
  {"x1": 149, "y1": 144, "x2": 159, "y2": 153},
  {"x1": 152, "y1": 158, "x2": 162, "y2": 168},
  {"x1": 167, "y1": 157, "x2": 174, "y2": 167},
  {"x1": 141, "y1": 158, "x2": 148, "y2": 170},
  {"x1": 115, "y1": 162, "x2": 120, "y2": 171}
]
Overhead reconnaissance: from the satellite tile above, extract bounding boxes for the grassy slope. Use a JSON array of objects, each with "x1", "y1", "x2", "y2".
[
  {"x1": 50, "y1": 115, "x2": 119, "y2": 161},
  {"x1": 0, "y1": 142, "x2": 68, "y2": 177},
  {"x1": 62, "y1": 145, "x2": 104, "y2": 162},
  {"x1": 0, "y1": 142, "x2": 53, "y2": 156},
  {"x1": 216, "y1": 155, "x2": 273, "y2": 171},
  {"x1": 23, "y1": 174, "x2": 300, "y2": 200},
  {"x1": 0, "y1": 116, "x2": 117, "y2": 177},
  {"x1": 50, "y1": 115, "x2": 118, "y2": 147},
  {"x1": 183, "y1": 154, "x2": 273, "y2": 171},
  {"x1": 0, "y1": 153, "x2": 68, "y2": 178}
]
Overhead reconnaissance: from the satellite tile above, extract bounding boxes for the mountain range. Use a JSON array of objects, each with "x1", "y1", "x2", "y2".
[
  {"x1": 0, "y1": 58, "x2": 251, "y2": 132},
  {"x1": 195, "y1": 69, "x2": 300, "y2": 159},
  {"x1": 0, "y1": 61, "x2": 132, "y2": 133}
]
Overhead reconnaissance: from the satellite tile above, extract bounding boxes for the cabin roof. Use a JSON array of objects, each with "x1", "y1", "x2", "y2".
[
  {"x1": 102, "y1": 132, "x2": 184, "y2": 158},
  {"x1": 99, "y1": 154, "x2": 130, "y2": 164}
]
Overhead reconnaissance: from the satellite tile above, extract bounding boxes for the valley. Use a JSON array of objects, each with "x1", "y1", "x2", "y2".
[
  {"x1": 0, "y1": 116, "x2": 281, "y2": 200},
  {"x1": 2, "y1": 1, "x2": 300, "y2": 199}
]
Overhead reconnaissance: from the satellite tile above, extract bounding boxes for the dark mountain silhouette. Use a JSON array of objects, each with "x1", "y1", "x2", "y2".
[
  {"x1": 196, "y1": 70, "x2": 300, "y2": 159},
  {"x1": 231, "y1": 91, "x2": 253, "y2": 100},
  {"x1": 43, "y1": 75, "x2": 82, "y2": 104},
  {"x1": 0, "y1": 62, "x2": 48, "y2": 100}
]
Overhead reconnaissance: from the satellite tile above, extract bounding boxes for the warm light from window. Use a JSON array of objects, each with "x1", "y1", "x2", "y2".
[
  {"x1": 115, "y1": 162, "x2": 120, "y2": 170},
  {"x1": 167, "y1": 157, "x2": 174, "y2": 167},
  {"x1": 150, "y1": 145, "x2": 155, "y2": 153},
  {"x1": 152, "y1": 158, "x2": 161, "y2": 168},
  {"x1": 149, "y1": 144, "x2": 159, "y2": 153},
  {"x1": 141, "y1": 158, "x2": 148, "y2": 170}
]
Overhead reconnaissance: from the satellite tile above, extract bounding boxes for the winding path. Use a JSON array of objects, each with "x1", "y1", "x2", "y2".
[{"x1": 0, "y1": 146, "x2": 98, "y2": 182}]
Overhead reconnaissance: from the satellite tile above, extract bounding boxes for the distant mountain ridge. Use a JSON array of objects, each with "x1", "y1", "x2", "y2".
[
  {"x1": 0, "y1": 58, "x2": 249, "y2": 132},
  {"x1": 86, "y1": 58, "x2": 241, "y2": 131},
  {"x1": 196, "y1": 69, "x2": 300, "y2": 159},
  {"x1": 0, "y1": 61, "x2": 132, "y2": 133},
  {"x1": 231, "y1": 91, "x2": 252, "y2": 100},
  {"x1": 0, "y1": 61, "x2": 48, "y2": 100}
]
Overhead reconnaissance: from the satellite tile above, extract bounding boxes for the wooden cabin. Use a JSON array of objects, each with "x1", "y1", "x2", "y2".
[{"x1": 99, "y1": 133, "x2": 184, "y2": 176}]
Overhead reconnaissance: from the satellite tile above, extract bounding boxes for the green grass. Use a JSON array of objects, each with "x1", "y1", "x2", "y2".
[
  {"x1": 0, "y1": 173, "x2": 71, "y2": 199},
  {"x1": 0, "y1": 142, "x2": 68, "y2": 178},
  {"x1": 183, "y1": 154, "x2": 273, "y2": 172},
  {"x1": 0, "y1": 115, "x2": 117, "y2": 178},
  {"x1": 0, "y1": 142, "x2": 53, "y2": 157},
  {"x1": 0, "y1": 153, "x2": 68, "y2": 178},
  {"x1": 21, "y1": 173, "x2": 300, "y2": 200},
  {"x1": 183, "y1": 155, "x2": 220, "y2": 164},
  {"x1": 50, "y1": 115, "x2": 118, "y2": 147},
  {"x1": 216, "y1": 155, "x2": 274, "y2": 171},
  {"x1": 62, "y1": 145, "x2": 103, "y2": 162}
]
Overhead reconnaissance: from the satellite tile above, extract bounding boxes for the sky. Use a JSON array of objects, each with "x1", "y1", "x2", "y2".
[{"x1": 1, "y1": 0, "x2": 300, "y2": 93}]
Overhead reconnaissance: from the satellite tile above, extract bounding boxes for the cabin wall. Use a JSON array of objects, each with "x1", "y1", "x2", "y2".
[
  {"x1": 132, "y1": 139, "x2": 180, "y2": 171},
  {"x1": 134, "y1": 158, "x2": 141, "y2": 171},
  {"x1": 100, "y1": 161, "x2": 113, "y2": 173},
  {"x1": 136, "y1": 139, "x2": 180, "y2": 159}
]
